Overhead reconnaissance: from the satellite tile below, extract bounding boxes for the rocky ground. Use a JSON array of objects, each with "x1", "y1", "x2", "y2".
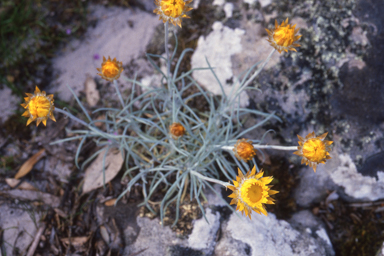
[{"x1": 0, "y1": 0, "x2": 384, "y2": 255}]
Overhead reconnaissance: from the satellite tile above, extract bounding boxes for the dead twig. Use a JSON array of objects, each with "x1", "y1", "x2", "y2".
[
  {"x1": 128, "y1": 248, "x2": 148, "y2": 256},
  {"x1": 26, "y1": 222, "x2": 46, "y2": 256}
]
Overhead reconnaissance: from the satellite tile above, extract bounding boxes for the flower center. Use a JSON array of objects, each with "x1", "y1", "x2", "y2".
[
  {"x1": 273, "y1": 26, "x2": 295, "y2": 47},
  {"x1": 102, "y1": 62, "x2": 119, "y2": 78},
  {"x1": 240, "y1": 179, "x2": 264, "y2": 207},
  {"x1": 161, "y1": 0, "x2": 185, "y2": 18},
  {"x1": 302, "y1": 138, "x2": 326, "y2": 163},
  {"x1": 29, "y1": 96, "x2": 50, "y2": 118}
]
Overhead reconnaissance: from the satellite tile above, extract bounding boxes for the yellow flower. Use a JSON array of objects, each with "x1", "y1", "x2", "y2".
[
  {"x1": 227, "y1": 166, "x2": 278, "y2": 219},
  {"x1": 97, "y1": 56, "x2": 124, "y2": 82},
  {"x1": 233, "y1": 139, "x2": 256, "y2": 161},
  {"x1": 293, "y1": 132, "x2": 333, "y2": 172},
  {"x1": 21, "y1": 86, "x2": 56, "y2": 127},
  {"x1": 265, "y1": 18, "x2": 302, "y2": 54},
  {"x1": 153, "y1": 0, "x2": 193, "y2": 28},
  {"x1": 169, "y1": 122, "x2": 186, "y2": 139}
]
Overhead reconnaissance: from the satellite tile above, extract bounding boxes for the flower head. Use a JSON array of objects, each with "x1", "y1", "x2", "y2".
[
  {"x1": 21, "y1": 86, "x2": 56, "y2": 126},
  {"x1": 153, "y1": 0, "x2": 193, "y2": 28},
  {"x1": 293, "y1": 132, "x2": 333, "y2": 172},
  {"x1": 233, "y1": 139, "x2": 256, "y2": 161},
  {"x1": 265, "y1": 18, "x2": 302, "y2": 54},
  {"x1": 227, "y1": 166, "x2": 278, "y2": 219},
  {"x1": 169, "y1": 122, "x2": 186, "y2": 139},
  {"x1": 97, "y1": 56, "x2": 124, "y2": 82}
]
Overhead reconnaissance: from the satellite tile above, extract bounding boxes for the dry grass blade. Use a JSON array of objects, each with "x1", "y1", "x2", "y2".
[{"x1": 15, "y1": 149, "x2": 46, "y2": 179}]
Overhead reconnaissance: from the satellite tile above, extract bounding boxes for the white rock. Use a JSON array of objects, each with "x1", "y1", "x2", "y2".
[
  {"x1": 243, "y1": 0, "x2": 257, "y2": 4},
  {"x1": 224, "y1": 3, "x2": 234, "y2": 18},
  {"x1": 213, "y1": 0, "x2": 225, "y2": 6},
  {"x1": 316, "y1": 228, "x2": 332, "y2": 246},
  {"x1": 52, "y1": 5, "x2": 159, "y2": 101},
  {"x1": 243, "y1": 0, "x2": 271, "y2": 7},
  {"x1": 191, "y1": 22, "x2": 250, "y2": 107},
  {"x1": 193, "y1": 0, "x2": 200, "y2": 9},
  {"x1": 376, "y1": 242, "x2": 384, "y2": 256},
  {"x1": 259, "y1": 0, "x2": 272, "y2": 7},
  {"x1": 331, "y1": 153, "x2": 384, "y2": 201},
  {"x1": 188, "y1": 208, "x2": 220, "y2": 253}
]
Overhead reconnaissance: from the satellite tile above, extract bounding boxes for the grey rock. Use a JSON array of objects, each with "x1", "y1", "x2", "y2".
[
  {"x1": 0, "y1": 87, "x2": 19, "y2": 124},
  {"x1": 289, "y1": 210, "x2": 334, "y2": 255},
  {"x1": 123, "y1": 216, "x2": 186, "y2": 256},
  {"x1": 0, "y1": 204, "x2": 41, "y2": 255},
  {"x1": 118, "y1": 186, "x2": 334, "y2": 256},
  {"x1": 51, "y1": 5, "x2": 159, "y2": 101}
]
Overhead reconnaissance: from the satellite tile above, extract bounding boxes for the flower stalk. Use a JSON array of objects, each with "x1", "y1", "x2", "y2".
[
  {"x1": 221, "y1": 144, "x2": 298, "y2": 151},
  {"x1": 190, "y1": 170, "x2": 231, "y2": 187}
]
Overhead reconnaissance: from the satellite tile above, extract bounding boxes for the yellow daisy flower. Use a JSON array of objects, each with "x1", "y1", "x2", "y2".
[
  {"x1": 233, "y1": 139, "x2": 256, "y2": 161},
  {"x1": 293, "y1": 132, "x2": 333, "y2": 172},
  {"x1": 169, "y1": 122, "x2": 186, "y2": 139},
  {"x1": 227, "y1": 166, "x2": 278, "y2": 219},
  {"x1": 97, "y1": 56, "x2": 124, "y2": 82},
  {"x1": 153, "y1": 0, "x2": 193, "y2": 28},
  {"x1": 265, "y1": 18, "x2": 302, "y2": 53},
  {"x1": 21, "y1": 86, "x2": 56, "y2": 127}
]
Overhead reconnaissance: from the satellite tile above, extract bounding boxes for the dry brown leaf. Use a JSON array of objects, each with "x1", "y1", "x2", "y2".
[
  {"x1": 5, "y1": 178, "x2": 38, "y2": 191},
  {"x1": 15, "y1": 149, "x2": 46, "y2": 179},
  {"x1": 0, "y1": 190, "x2": 60, "y2": 207},
  {"x1": 82, "y1": 147, "x2": 124, "y2": 194},
  {"x1": 104, "y1": 198, "x2": 117, "y2": 206},
  {"x1": 85, "y1": 76, "x2": 100, "y2": 107}
]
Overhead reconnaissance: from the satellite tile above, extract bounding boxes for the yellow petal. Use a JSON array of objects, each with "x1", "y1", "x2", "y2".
[
  {"x1": 26, "y1": 118, "x2": 34, "y2": 126},
  {"x1": 268, "y1": 190, "x2": 279, "y2": 195}
]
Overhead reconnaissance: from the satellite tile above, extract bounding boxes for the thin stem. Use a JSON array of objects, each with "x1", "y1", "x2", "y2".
[
  {"x1": 190, "y1": 170, "x2": 231, "y2": 187},
  {"x1": 113, "y1": 80, "x2": 125, "y2": 108},
  {"x1": 55, "y1": 107, "x2": 89, "y2": 127},
  {"x1": 221, "y1": 145, "x2": 297, "y2": 151},
  {"x1": 164, "y1": 21, "x2": 171, "y2": 89},
  {"x1": 241, "y1": 48, "x2": 276, "y2": 90}
]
